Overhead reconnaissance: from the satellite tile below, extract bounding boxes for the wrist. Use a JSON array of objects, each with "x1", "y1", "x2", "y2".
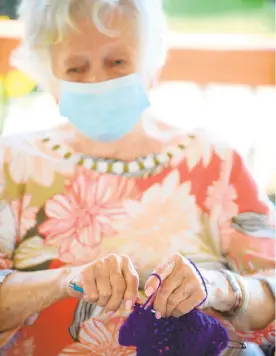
[
  {"x1": 61, "y1": 265, "x2": 85, "y2": 298},
  {"x1": 55, "y1": 267, "x2": 73, "y2": 299},
  {"x1": 200, "y1": 269, "x2": 235, "y2": 311}
]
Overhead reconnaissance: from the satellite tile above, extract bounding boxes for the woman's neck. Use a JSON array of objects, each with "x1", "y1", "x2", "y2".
[{"x1": 61, "y1": 117, "x2": 182, "y2": 161}]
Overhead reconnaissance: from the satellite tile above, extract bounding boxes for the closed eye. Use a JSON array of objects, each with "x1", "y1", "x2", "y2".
[
  {"x1": 113, "y1": 59, "x2": 126, "y2": 66},
  {"x1": 109, "y1": 59, "x2": 127, "y2": 67},
  {"x1": 67, "y1": 66, "x2": 87, "y2": 74}
]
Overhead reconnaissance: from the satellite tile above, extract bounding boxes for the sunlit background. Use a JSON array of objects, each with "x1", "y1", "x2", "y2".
[{"x1": 0, "y1": 0, "x2": 275, "y2": 201}]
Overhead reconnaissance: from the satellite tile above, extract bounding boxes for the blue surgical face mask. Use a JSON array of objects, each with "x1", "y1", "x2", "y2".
[{"x1": 59, "y1": 73, "x2": 150, "y2": 142}]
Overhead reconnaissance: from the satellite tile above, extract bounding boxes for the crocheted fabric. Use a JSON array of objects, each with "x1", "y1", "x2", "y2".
[
  {"x1": 119, "y1": 271, "x2": 229, "y2": 356},
  {"x1": 119, "y1": 303, "x2": 229, "y2": 356}
]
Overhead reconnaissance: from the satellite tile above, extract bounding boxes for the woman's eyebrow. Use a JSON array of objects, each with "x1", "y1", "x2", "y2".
[{"x1": 63, "y1": 56, "x2": 88, "y2": 67}]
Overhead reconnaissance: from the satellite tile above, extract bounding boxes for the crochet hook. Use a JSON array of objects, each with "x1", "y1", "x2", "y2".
[
  {"x1": 68, "y1": 282, "x2": 84, "y2": 293},
  {"x1": 68, "y1": 282, "x2": 157, "y2": 313}
]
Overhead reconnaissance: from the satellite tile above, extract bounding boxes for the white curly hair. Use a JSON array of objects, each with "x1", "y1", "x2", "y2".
[{"x1": 12, "y1": 0, "x2": 168, "y2": 93}]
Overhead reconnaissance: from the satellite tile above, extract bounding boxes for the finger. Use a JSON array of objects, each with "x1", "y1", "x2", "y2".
[
  {"x1": 172, "y1": 291, "x2": 204, "y2": 318},
  {"x1": 145, "y1": 254, "x2": 181, "y2": 296},
  {"x1": 153, "y1": 272, "x2": 182, "y2": 317},
  {"x1": 105, "y1": 256, "x2": 126, "y2": 314},
  {"x1": 165, "y1": 280, "x2": 196, "y2": 317},
  {"x1": 81, "y1": 267, "x2": 98, "y2": 303},
  {"x1": 121, "y1": 256, "x2": 139, "y2": 310},
  {"x1": 95, "y1": 261, "x2": 112, "y2": 308}
]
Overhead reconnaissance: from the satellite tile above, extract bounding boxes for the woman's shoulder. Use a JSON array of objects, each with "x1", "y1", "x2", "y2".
[
  {"x1": 0, "y1": 125, "x2": 76, "y2": 188},
  {"x1": 0, "y1": 125, "x2": 75, "y2": 161},
  {"x1": 0, "y1": 130, "x2": 46, "y2": 174},
  {"x1": 169, "y1": 128, "x2": 234, "y2": 172},
  {"x1": 0, "y1": 130, "x2": 45, "y2": 153}
]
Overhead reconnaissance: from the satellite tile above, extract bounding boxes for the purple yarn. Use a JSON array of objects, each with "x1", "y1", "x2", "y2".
[
  {"x1": 188, "y1": 258, "x2": 208, "y2": 308},
  {"x1": 119, "y1": 304, "x2": 229, "y2": 355},
  {"x1": 119, "y1": 272, "x2": 229, "y2": 356}
]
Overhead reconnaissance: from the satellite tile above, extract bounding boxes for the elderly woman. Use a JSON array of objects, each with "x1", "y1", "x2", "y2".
[{"x1": 0, "y1": 0, "x2": 275, "y2": 355}]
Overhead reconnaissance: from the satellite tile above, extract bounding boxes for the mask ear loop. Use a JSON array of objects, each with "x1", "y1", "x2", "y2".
[{"x1": 142, "y1": 273, "x2": 162, "y2": 310}]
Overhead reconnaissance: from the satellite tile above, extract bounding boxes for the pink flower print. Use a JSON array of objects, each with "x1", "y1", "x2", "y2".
[
  {"x1": 205, "y1": 180, "x2": 238, "y2": 224},
  {"x1": 112, "y1": 170, "x2": 201, "y2": 271},
  {"x1": 0, "y1": 253, "x2": 13, "y2": 269},
  {"x1": 0, "y1": 201, "x2": 16, "y2": 257},
  {"x1": 57, "y1": 238, "x2": 102, "y2": 265},
  {"x1": 39, "y1": 169, "x2": 137, "y2": 264},
  {"x1": 224, "y1": 230, "x2": 275, "y2": 274},
  {"x1": 59, "y1": 317, "x2": 136, "y2": 356},
  {"x1": 218, "y1": 220, "x2": 236, "y2": 253},
  {"x1": 6, "y1": 336, "x2": 35, "y2": 356},
  {"x1": 11, "y1": 195, "x2": 39, "y2": 241}
]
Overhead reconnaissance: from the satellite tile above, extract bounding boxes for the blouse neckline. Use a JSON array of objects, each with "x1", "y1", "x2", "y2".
[{"x1": 41, "y1": 135, "x2": 191, "y2": 178}]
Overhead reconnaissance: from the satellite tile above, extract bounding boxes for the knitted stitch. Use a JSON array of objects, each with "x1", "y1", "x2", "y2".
[{"x1": 119, "y1": 272, "x2": 229, "y2": 356}]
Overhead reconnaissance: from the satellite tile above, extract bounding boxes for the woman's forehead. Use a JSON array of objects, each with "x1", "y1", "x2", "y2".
[{"x1": 52, "y1": 13, "x2": 139, "y2": 58}]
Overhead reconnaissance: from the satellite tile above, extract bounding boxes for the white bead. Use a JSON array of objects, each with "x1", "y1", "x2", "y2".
[
  {"x1": 156, "y1": 153, "x2": 169, "y2": 164},
  {"x1": 128, "y1": 161, "x2": 140, "y2": 173},
  {"x1": 143, "y1": 156, "x2": 156, "y2": 169},
  {"x1": 70, "y1": 154, "x2": 82, "y2": 164},
  {"x1": 112, "y1": 162, "x2": 125, "y2": 175},
  {"x1": 97, "y1": 161, "x2": 108, "y2": 173},
  {"x1": 83, "y1": 158, "x2": 94, "y2": 169}
]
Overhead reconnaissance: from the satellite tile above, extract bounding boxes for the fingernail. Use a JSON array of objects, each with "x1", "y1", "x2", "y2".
[
  {"x1": 106, "y1": 311, "x2": 114, "y2": 317},
  {"x1": 155, "y1": 311, "x2": 162, "y2": 319},
  {"x1": 145, "y1": 287, "x2": 154, "y2": 297},
  {"x1": 125, "y1": 300, "x2": 133, "y2": 311}
]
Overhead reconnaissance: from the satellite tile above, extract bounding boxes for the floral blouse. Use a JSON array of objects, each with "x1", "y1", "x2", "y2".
[{"x1": 0, "y1": 126, "x2": 275, "y2": 356}]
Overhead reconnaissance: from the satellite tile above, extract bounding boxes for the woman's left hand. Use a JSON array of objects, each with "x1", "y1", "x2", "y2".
[{"x1": 144, "y1": 254, "x2": 213, "y2": 319}]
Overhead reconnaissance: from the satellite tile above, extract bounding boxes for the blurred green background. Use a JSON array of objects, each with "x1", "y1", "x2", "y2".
[
  {"x1": 164, "y1": 0, "x2": 274, "y2": 34},
  {"x1": 164, "y1": 0, "x2": 273, "y2": 15},
  {"x1": 1, "y1": 0, "x2": 273, "y2": 16},
  {"x1": 0, "y1": 0, "x2": 274, "y2": 35}
]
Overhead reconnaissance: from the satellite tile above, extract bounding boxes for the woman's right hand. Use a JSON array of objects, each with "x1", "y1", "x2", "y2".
[{"x1": 66, "y1": 254, "x2": 139, "y2": 316}]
